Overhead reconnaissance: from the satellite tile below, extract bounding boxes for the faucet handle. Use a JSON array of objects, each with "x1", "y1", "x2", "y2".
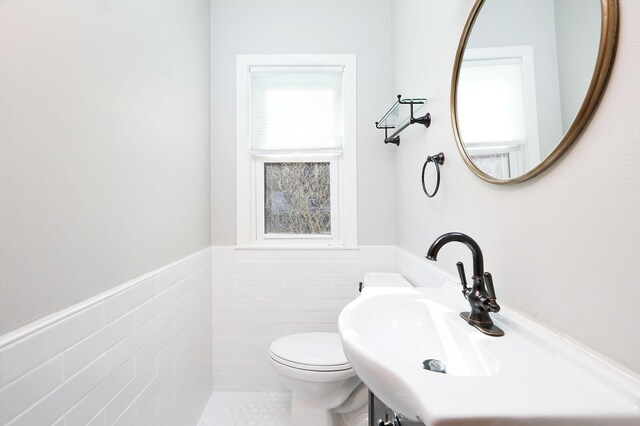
[
  {"x1": 483, "y1": 272, "x2": 496, "y2": 299},
  {"x1": 483, "y1": 272, "x2": 500, "y2": 312},
  {"x1": 456, "y1": 262, "x2": 469, "y2": 293}
]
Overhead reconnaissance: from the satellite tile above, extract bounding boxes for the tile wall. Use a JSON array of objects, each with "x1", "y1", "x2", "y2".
[
  {"x1": 211, "y1": 246, "x2": 397, "y2": 391},
  {"x1": 0, "y1": 249, "x2": 213, "y2": 426},
  {"x1": 0, "y1": 245, "x2": 436, "y2": 422},
  {"x1": 394, "y1": 248, "x2": 458, "y2": 289}
]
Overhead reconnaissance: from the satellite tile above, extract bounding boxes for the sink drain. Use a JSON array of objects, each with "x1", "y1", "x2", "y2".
[{"x1": 423, "y1": 359, "x2": 446, "y2": 374}]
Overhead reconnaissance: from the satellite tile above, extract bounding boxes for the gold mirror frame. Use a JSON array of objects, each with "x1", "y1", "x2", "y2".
[{"x1": 451, "y1": 0, "x2": 619, "y2": 185}]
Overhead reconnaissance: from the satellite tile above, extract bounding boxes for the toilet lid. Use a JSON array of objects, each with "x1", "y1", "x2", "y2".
[{"x1": 270, "y1": 333, "x2": 351, "y2": 371}]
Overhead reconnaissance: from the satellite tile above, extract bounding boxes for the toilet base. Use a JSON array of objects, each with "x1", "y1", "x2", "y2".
[
  {"x1": 291, "y1": 393, "x2": 335, "y2": 426},
  {"x1": 290, "y1": 383, "x2": 368, "y2": 426},
  {"x1": 287, "y1": 380, "x2": 368, "y2": 426},
  {"x1": 334, "y1": 383, "x2": 369, "y2": 426}
]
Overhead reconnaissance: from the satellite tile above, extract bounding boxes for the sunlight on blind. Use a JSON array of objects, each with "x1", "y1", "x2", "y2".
[
  {"x1": 250, "y1": 67, "x2": 344, "y2": 151},
  {"x1": 458, "y1": 59, "x2": 526, "y2": 144}
]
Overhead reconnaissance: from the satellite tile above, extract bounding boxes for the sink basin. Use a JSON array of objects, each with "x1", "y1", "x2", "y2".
[
  {"x1": 339, "y1": 284, "x2": 640, "y2": 425},
  {"x1": 342, "y1": 293, "x2": 499, "y2": 378}
]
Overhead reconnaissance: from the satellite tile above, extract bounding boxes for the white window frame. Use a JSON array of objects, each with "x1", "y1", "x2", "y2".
[
  {"x1": 236, "y1": 54, "x2": 357, "y2": 248},
  {"x1": 465, "y1": 143, "x2": 523, "y2": 178},
  {"x1": 462, "y1": 46, "x2": 541, "y2": 170}
]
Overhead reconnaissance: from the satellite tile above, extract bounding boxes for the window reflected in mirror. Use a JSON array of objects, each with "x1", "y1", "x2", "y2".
[
  {"x1": 458, "y1": 47, "x2": 535, "y2": 177},
  {"x1": 452, "y1": 0, "x2": 613, "y2": 183}
]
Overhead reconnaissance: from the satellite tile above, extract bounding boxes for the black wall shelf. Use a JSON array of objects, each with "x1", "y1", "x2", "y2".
[{"x1": 375, "y1": 95, "x2": 431, "y2": 146}]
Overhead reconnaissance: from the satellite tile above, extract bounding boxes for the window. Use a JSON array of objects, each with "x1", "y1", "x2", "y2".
[
  {"x1": 458, "y1": 46, "x2": 540, "y2": 179},
  {"x1": 236, "y1": 55, "x2": 357, "y2": 247}
]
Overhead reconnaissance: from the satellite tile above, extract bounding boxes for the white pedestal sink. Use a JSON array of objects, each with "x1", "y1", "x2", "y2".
[{"x1": 338, "y1": 276, "x2": 640, "y2": 425}]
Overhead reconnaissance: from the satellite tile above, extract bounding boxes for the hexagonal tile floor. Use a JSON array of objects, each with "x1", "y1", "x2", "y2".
[{"x1": 198, "y1": 392, "x2": 292, "y2": 426}]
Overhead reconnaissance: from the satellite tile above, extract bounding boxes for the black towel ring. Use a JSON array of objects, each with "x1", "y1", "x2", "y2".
[{"x1": 421, "y1": 153, "x2": 445, "y2": 198}]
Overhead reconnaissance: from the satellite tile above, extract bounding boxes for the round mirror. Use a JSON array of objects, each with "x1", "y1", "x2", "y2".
[{"x1": 451, "y1": 0, "x2": 618, "y2": 184}]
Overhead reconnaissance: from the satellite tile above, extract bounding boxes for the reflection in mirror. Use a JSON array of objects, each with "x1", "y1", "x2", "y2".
[{"x1": 454, "y1": 0, "x2": 607, "y2": 181}]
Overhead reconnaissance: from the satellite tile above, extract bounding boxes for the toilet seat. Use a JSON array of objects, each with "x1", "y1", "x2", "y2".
[
  {"x1": 270, "y1": 352, "x2": 352, "y2": 372},
  {"x1": 270, "y1": 332, "x2": 352, "y2": 372}
]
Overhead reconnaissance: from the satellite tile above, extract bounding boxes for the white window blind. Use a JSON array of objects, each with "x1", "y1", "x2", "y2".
[
  {"x1": 250, "y1": 66, "x2": 344, "y2": 151},
  {"x1": 458, "y1": 58, "x2": 527, "y2": 144}
]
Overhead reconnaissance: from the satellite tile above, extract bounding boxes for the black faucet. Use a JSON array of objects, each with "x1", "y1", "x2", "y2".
[{"x1": 426, "y1": 232, "x2": 504, "y2": 337}]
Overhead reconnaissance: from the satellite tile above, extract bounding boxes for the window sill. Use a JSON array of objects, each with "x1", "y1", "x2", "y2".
[{"x1": 231, "y1": 246, "x2": 362, "y2": 260}]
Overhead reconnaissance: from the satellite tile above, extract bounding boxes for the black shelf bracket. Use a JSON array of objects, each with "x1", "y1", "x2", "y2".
[{"x1": 376, "y1": 95, "x2": 431, "y2": 146}]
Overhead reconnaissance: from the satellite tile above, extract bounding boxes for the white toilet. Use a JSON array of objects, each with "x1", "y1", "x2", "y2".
[
  {"x1": 270, "y1": 273, "x2": 413, "y2": 426},
  {"x1": 269, "y1": 332, "x2": 363, "y2": 426}
]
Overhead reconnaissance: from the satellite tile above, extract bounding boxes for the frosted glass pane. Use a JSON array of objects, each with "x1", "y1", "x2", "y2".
[
  {"x1": 458, "y1": 61, "x2": 526, "y2": 143},
  {"x1": 251, "y1": 68, "x2": 344, "y2": 151},
  {"x1": 264, "y1": 162, "x2": 331, "y2": 235}
]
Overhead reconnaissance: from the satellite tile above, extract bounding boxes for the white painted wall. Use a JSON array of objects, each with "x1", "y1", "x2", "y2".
[
  {"x1": 0, "y1": 0, "x2": 211, "y2": 334},
  {"x1": 465, "y1": 0, "x2": 564, "y2": 159},
  {"x1": 210, "y1": 0, "x2": 395, "y2": 246},
  {"x1": 390, "y1": 0, "x2": 640, "y2": 374},
  {"x1": 555, "y1": 0, "x2": 602, "y2": 132}
]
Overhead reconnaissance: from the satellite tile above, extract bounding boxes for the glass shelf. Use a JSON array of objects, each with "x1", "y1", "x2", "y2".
[
  {"x1": 376, "y1": 97, "x2": 428, "y2": 129},
  {"x1": 376, "y1": 95, "x2": 431, "y2": 145}
]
